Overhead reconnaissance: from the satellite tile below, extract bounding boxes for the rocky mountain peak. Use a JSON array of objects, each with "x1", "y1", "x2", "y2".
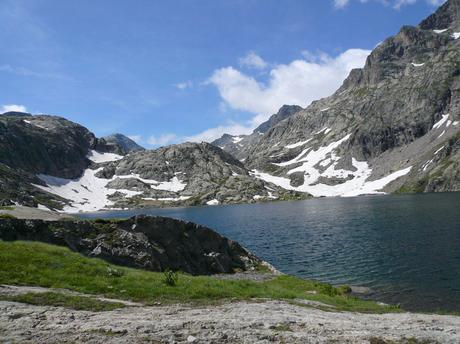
[
  {"x1": 419, "y1": 0, "x2": 460, "y2": 31},
  {"x1": 254, "y1": 105, "x2": 303, "y2": 134},
  {"x1": 1, "y1": 111, "x2": 32, "y2": 117},
  {"x1": 97, "y1": 133, "x2": 144, "y2": 155}
]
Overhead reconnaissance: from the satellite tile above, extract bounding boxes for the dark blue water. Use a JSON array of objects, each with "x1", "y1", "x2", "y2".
[{"x1": 78, "y1": 193, "x2": 460, "y2": 312}]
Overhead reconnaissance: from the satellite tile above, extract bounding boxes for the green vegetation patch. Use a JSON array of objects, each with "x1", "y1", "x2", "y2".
[
  {"x1": 0, "y1": 240, "x2": 399, "y2": 313},
  {"x1": 1, "y1": 291, "x2": 125, "y2": 312},
  {"x1": 0, "y1": 214, "x2": 16, "y2": 219}
]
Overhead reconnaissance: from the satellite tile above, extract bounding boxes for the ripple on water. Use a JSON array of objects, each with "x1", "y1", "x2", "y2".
[{"x1": 79, "y1": 193, "x2": 460, "y2": 312}]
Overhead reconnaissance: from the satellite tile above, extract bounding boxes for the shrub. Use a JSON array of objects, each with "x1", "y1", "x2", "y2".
[
  {"x1": 0, "y1": 214, "x2": 16, "y2": 219},
  {"x1": 162, "y1": 269, "x2": 179, "y2": 286}
]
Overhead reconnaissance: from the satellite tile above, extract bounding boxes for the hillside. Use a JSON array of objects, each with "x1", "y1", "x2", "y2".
[{"x1": 218, "y1": 0, "x2": 460, "y2": 197}]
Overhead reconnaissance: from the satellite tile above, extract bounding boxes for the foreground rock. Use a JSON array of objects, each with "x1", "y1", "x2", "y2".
[
  {"x1": 1, "y1": 294, "x2": 459, "y2": 343},
  {"x1": 0, "y1": 215, "x2": 264, "y2": 275}
]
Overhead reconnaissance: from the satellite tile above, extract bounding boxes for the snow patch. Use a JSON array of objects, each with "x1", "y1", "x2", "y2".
[
  {"x1": 33, "y1": 168, "x2": 116, "y2": 213},
  {"x1": 434, "y1": 146, "x2": 445, "y2": 155},
  {"x1": 115, "y1": 174, "x2": 186, "y2": 192},
  {"x1": 452, "y1": 32, "x2": 460, "y2": 40},
  {"x1": 206, "y1": 199, "x2": 219, "y2": 206},
  {"x1": 87, "y1": 150, "x2": 123, "y2": 163},
  {"x1": 252, "y1": 133, "x2": 411, "y2": 197},
  {"x1": 286, "y1": 138, "x2": 312, "y2": 149},
  {"x1": 34, "y1": 168, "x2": 187, "y2": 212},
  {"x1": 275, "y1": 134, "x2": 350, "y2": 170},
  {"x1": 252, "y1": 164, "x2": 412, "y2": 198},
  {"x1": 433, "y1": 29, "x2": 448, "y2": 34},
  {"x1": 142, "y1": 196, "x2": 191, "y2": 202},
  {"x1": 232, "y1": 136, "x2": 243, "y2": 144},
  {"x1": 37, "y1": 204, "x2": 51, "y2": 211},
  {"x1": 320, "y1": 107, "x2": 330, "y2": 112},
  {"x1": 421, "y1": 160, "x2": 433, "y2": 172},
  {"x1": 23, "y1": 119, "x2": 48, "y2": 130},
  {"x1": 411, "y1": 63, "x2": 425, "y2": 67},
  {"x1": 432, "y1": 114, "x2": 449, "y2": 130}
]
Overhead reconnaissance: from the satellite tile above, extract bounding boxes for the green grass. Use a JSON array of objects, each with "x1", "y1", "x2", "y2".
[
  {"x1": 0, "y1": 206, "x2": 15, "y2": 210},
  {"x1": 0, "y1": 214, "x2": 16, "y2": 219},
  {"x1": 0, "y1": 292, "x2": 125, "y2": 312},
  {"x1": 0, "y1": 240, "x2": 400, "y2": 313}
]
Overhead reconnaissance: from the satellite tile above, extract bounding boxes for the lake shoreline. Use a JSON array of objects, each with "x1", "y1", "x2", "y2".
[{"x1": 3, "y1": 195, "x2": 460, "y2": 313}]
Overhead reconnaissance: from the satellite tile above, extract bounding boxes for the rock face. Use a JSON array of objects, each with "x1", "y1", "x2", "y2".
[
  {"x1": 0, "y1": 113, "x2": 96, "y2": 179},
  {"x1": 211, "y1": 105, "x2": 303, "y2": 161},
  {"x1": 0, "y1": 215, "x2": 264, "y2": 275},
  {"x1": 98, "y1": 134, "x2": 144, "y2": 155},
  {"x1": 0, "y1": 163, "x2": 67, "y2": 209},
  {"x1": 36, "y1": 141, "x2": 306, "y2": 212},
  {"x1": 218, "y1": 0, "x2": 460, "y2": 196}
]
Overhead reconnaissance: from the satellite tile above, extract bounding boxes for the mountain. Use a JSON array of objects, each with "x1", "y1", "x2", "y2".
[
  {"x1": 232, "y1": 0, "x2": 460, "y2": 197},
  {"x1": 0, "y1": 112, "x2": 96, "y2": 179},
  {"x1": 1, "y1": 1, "x2": 459, "y2": 211},
  {"x1": 0, "y1": 111, "x2": 304, "y2": 212},
  {"x1": 99, "y1": 133, "x2": 144, "y2": 155},
  {"x1": 211, "y1": 105, "x2": 303, "y2": 161},
  {"x1": 33, "y1": 141, "x2": 304, "y2": 212}
]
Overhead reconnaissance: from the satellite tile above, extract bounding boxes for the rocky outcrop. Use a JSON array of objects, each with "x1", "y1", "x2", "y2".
[
  {"x1": 0, "y1": 113, "x2": 96, "y2": 179},
  {"x1": 0, "y1": 113, "x2": 143, "y2": 210},
  {"x1": 211, "y1": 105, "x2": 303, "y2": 161},
  {"x1": 0, "y1": 163, "x2": 67, "y2": 209},
  {"x1": 92, "y1": 142, "x2": 306, "y2": 210},
  {"x1": 98, "y1": 134, "x2": 144, "y2": 155},
  {"x1": 0, "y1": 215, "x2": 264, "y2": 275}
]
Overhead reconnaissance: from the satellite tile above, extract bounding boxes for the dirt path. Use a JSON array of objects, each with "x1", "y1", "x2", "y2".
[
  {"x1": 0, "y1": 206, "x2": 73, "y2": 221},
  {"x1": 1, "y1": 286, "x2": 459, "y2": 343}
]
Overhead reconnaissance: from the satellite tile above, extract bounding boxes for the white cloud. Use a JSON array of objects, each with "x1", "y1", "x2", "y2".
[
  {"x1": 425, "y1": 0, "x2": 446, "y2": 6},
  {"x1": 208, "y1": 48, "x2": 370, "y2": 127},
  {"x1": 333, "y1": 0, "x2": 446, "y2": 9},
  {"x1": 393, "y1": 0, "x2": 416, "y2": 9},
  {"x1": 174, "y1": 80, "x2": 193, "y2": 90},
  {"x1": 239, "y1": 52, "x2": 268, "y2": 70},
  {"x1": 334, "y1": 0, "x2": 350, "y2": 8},
  {"x1": 147, "y1": 133, "x2": 178, "y2": 146},
  {"x1": 0, "y1": 64, "x2": 72, "y2": 80},
  {"x1": 1, "y1": 104, "x2": 27, "y2": 113},
  {"x1": 184, "y1": 122, "x2": 254, "y2": 143}
]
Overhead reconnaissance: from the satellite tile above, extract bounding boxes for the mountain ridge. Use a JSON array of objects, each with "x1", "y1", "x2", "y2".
[{"x1": 1, "y1": 1, "x2": 459, "y2": 211}]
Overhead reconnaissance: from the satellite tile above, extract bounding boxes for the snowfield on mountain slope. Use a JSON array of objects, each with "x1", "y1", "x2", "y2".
[
  {"x1": 33, "y1": 151, "x2": 188, "y2": 213},
  {"x1": 87, "y1": 150, "x2": 123, "y2": 163},
  {"x1": 252, "y1": 134, "x2": 413, "y2": 197}
]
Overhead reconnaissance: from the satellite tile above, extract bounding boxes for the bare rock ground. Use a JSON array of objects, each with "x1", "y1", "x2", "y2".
[
  {"x1": 1, "y1": 285, "x2": 459, "y2": 343},
  {"x1": 0, "y1": 206, "x2": 73, "y2": 221}
]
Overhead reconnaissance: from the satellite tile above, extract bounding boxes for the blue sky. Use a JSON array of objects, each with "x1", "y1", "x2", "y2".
[{"x1": 0, "y1": 0, "x2": 446, "y2": 146}]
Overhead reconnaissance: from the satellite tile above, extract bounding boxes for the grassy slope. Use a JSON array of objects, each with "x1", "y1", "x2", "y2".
[{"x1": 0, "y1": 240, "x2": 400, "y2": 313}]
